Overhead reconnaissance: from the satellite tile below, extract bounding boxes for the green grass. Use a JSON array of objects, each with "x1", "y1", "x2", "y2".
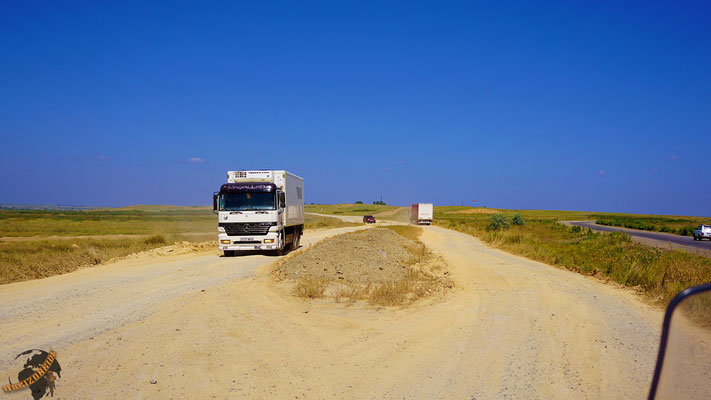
[
  {"x1": 0, "y1": 208, "x2": 216, "y2": 237},
  {"x1": 595, "y1": 216, "x2": 703, "y2": 236},
  {"x1": 435, "y1": 207, "x2": 711, "y2": 304}
]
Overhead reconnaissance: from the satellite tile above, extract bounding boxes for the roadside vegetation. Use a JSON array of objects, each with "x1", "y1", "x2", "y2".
[
  {"x1": 305, "y1": 203, "x2": 399, "y2": 216},
  {"x1": 0, "y1": 235, "x2": 203, "y2": 284},
  {"x1": 272, "y1": 226, "x2": 452, "y2": 307},
  {"x1": 435, "y1": 207, "x2": 711, "y2": 304},
  {"x1": 595, "y1": 216, "x2": 704, "y2": 236},
  {"x1": 304, "y1": 214, "x2": 360, "y2": 229},
  {"x1": 0, "y1": 208, "x2": 215, "y2": 237},
  {"x1": 0, "y1": 207, "x2": 216, "y2": 284}
]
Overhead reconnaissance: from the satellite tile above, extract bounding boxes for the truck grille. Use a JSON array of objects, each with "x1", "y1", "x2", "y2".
[{"x1": 220, "y1": 222, "x2": 274, "y2": 236}]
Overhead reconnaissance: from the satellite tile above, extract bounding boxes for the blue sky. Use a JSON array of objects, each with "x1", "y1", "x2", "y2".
[{"x1": 1, "y1": 1, "x2": 709, "y2": 215}]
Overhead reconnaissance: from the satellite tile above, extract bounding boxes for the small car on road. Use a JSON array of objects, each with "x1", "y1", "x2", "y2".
[
  {"x1": 694, "y1": 224, "x2": 711, "y2": 241},
  {"x1": 363, "y1": 215, "x2": 376, "y2": 224}
]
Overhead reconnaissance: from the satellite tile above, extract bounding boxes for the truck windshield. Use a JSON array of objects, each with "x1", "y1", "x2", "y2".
[{"x1": 220, "y1": 192, "x2": 275, "y2": 211}]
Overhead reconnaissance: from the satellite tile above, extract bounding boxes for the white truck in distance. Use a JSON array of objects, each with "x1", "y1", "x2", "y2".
[
  {"x1": 411, "y1": 203, "x2": 433, "y2": 225},
  {"x1": 213, "y1": 170, "x2": 304, "y2": 256}
]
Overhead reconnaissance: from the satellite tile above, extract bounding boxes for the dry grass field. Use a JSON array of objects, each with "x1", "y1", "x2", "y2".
[
  {"x1": 0, "y1": 207, "x2": 217, "y2": 284},
  {"x1": 305, "y1": 203, "x2": 399, "y2": 216}
]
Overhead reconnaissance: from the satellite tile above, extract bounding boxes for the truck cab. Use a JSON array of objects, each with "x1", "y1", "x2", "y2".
[{"x1": 213, "y1": 170, "x2": 304, "y2": 256}]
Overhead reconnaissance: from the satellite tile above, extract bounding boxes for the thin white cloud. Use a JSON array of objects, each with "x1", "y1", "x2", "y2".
[
  {"x1": 667, "y1": 154, "x2": 678, "y2": 160},
  {"x1": 649, "y1": 166, "x2": 659, "y2": 172},
  {"x1": 396, "y1": 160, "x2": 405, "y2": 165},
  {"x1": 97, "y1": 155, "x2": 109, "y2": 161},
  {"x1": 188, "y1": 157, "x2": 204, "y2": 164},
  {"x1": 597, "y1": 170, "x2": 606, "y2": 176},
  {"x1": 385, "y1": 167, "x2": 392, "y2": 172}
]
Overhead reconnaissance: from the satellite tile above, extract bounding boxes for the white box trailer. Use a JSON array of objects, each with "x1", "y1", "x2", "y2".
[
  {"x1": 411, "y1": 203, "x2": 433, "y2": 225},
  {"x1": 213, "y1": 170, "x2": 304, "y2": 256}
]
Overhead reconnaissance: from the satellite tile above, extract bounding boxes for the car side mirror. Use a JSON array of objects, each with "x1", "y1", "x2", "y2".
[
  {"x1": 213, "y1": 193, "x2": 218, "y2": 214},
  {"x1": 279, "y1": 192, "x2": 286, "y2": 208},
  {"x1": 648, "y1": 282, "x2": 711, "y2": 399}
]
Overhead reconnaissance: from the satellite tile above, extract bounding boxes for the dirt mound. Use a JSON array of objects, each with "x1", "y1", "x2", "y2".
[
  {"x1": 274, "y1": 229, "x2": 414, "y2": 285},
  {"x1": 272, "y1": 227, "x2": 452, "y2": 306}
]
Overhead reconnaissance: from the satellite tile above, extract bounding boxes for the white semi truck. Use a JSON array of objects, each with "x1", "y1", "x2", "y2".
[
  {"x1": 411, "y1": 203, "x2": 433, "y2": 225},
  {"x1": 213, "y1": 170, "x2": 304, "y2": 256}
]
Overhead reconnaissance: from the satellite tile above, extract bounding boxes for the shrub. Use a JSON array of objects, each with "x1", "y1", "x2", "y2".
[
  {"x1": 369, "y1": 279, "x2": 412, "y2": 306},
  {"x1": 486, "y1": 214, "x2": 509, "y2": 231},
  {"x1": 608, "y1": 231, "x2": 632, "y2": 242},
  {"x1": 355, "y1": 201, "x2": 363, "y2": 204},
  {"x1": 511, "y1": 213, "x2": 525, "y2": 226},
  {"x1": 293, "y1": 277, "x2": 329, "y2": 298},
  {"x1": 143, "y1": 234, "x2": 167, "y2": 245},
  {"x1": 372, "y1": 200, "x2": 387, "y2": 205},
  {"x1": 678, "y1": 226, "x2": 696, "y2": 236}
]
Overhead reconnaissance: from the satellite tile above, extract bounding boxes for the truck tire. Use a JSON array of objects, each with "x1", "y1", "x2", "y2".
[
  {"x1": 292, "y1": 229, "x2": 301, "y2": 250},
  {"x1": 285, "y1": 229, "x2": 298, "y2": 251},
  {"x1": 274, "y1": 231, "x2": 285, "y2": 256}
]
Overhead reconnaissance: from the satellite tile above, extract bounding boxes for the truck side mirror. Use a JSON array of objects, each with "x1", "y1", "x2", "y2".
[
  {"x1": 279, "y1": 192, "x2": 286, "y2": 208},
  {"x1": 648, "y1": 282, "x2": 711, "y2": 399},
  {"x1": 213, "y1": 193, "x2": 218, "y2": 214}
]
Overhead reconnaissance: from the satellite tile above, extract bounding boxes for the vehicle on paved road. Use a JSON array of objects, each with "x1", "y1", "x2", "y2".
[
  {"x1": 363, "y1": 215, "x2": 376, "y2": 224},
  {"x1": 693, "y1": 225, "x2": 711, "y2": 241}
]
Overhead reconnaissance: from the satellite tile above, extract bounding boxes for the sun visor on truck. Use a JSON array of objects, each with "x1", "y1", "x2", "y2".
[{"x1": 219, "y1": 183, "x2": 277, "y2": 194}]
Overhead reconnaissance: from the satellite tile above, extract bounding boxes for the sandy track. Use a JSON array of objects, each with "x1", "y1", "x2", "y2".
[{"x1": 0, "y1": 225, "x2": 662, "y2": 399}]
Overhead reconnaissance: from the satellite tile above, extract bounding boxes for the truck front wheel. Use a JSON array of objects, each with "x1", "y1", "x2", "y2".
[
  {"x1": 292, "y1": 229, "x2": 301, "y2": 250},
  {"x1": 275, "y1": 231, "x2": 285, "y2": 256}
]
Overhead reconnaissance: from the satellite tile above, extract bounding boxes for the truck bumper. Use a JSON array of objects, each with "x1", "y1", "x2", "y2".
[{"x1": 218, "y1": 232, "x2": 281, "y2": 251}]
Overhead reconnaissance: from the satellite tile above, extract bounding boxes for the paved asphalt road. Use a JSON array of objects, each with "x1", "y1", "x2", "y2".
[{"x1": 565, "y1": 221, "x2": 711, "y2": 257}]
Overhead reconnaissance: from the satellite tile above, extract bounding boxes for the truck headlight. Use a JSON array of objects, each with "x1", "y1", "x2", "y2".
[
  {"x1": 264, "y1": 239, "x2": 274, "y2": 244},
  {"x1": 220, "y1": 240, "x2": 230, "y2": 244}
]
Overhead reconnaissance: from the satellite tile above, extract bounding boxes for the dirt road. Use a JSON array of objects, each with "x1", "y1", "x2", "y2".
[{"x1": 0, "y1": 225, "x2": 662, "y2": 399}]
